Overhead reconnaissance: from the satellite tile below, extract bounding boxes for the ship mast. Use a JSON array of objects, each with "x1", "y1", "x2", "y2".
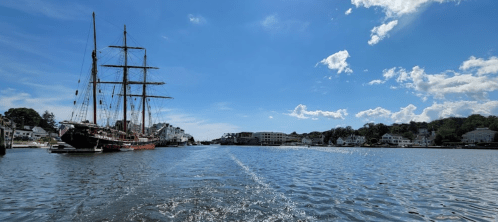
[
  {"x1": 101, "y1": 25, "x2": 173, "y2": 135},
  {"x1": 142, "y1": 50, "x2": 147, "y2": 134},
  {"x1": 92, "y1": 12, "x2": 98, "y2": 125},
  {"x1": 123, "y1": 25, "x2": 128, "y2": 133}
]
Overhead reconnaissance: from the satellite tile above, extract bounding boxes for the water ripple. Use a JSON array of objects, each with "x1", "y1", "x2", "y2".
[{"x1": 1, "y1": 147, "x2": 498, "y2": 221}]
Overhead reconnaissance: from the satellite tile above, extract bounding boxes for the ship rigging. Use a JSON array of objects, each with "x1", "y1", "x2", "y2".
[{"x1": 59, "y1": 12, "x2": 172, "y2": 151}]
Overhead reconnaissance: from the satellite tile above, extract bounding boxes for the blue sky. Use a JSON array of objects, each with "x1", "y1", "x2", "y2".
[{"x1": 1, "y1": 0, "x2": 498, "y2": 140}]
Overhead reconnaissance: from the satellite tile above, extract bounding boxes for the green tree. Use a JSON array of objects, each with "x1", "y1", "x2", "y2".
[
  {"x1": 4, "y1": 108, "x2": 43, "y2": 129},
  {"x1": 434, "y1": 134, "x2": 443, "y2": 145},
  {"x1": 409, "y1": 121, "x2": 418, "y2": 134},
  {"x1": 402, "y1": 131, "x2": 415, "y2": 141},
  {"x1": 41, "y1": 111, "x2": 57, "y2": 132}
]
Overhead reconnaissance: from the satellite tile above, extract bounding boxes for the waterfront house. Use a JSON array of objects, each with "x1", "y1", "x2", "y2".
[
  {"x1": 336, "y1": 137, "x2": 346, "y2": 146},
  {"x1": 418, "y1": 128, "x2": 429, "y2": 136},
  {"x1": 285, "y1": 135, "x2": 300, "y2": 143},
  {"x1": 398, "y1": 138, "x2": 412, "y2": 147},
  {"x1": 462, "y1": 128, "x2": 497, "y2": 143},
  {"x1": 413, "y1": 135, "x2": 429, "y2": 146},
  {"x1": 345, "y1": 135, "x2": 366, "y2": 146},
  {"x1": 381, "y1": 133, "x2": 404, "y2": 144},
  {"x1": 30, "y1": 126, "x2": 49, "y2": 139},
  {"x1": 311, "y1": 136, "x2": 324, "y2": 145},
  {"x1": 14, "y1": 129, "x2": 34, "y2": 140},
  {"x1": 302, "y1": 137, "x2": 312, "y2": 145},
  {"x1": 413, "y1": 130, "x2": 436, "y2": 146}
]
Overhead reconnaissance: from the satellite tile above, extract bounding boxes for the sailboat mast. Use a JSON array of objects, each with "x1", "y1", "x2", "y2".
[
  {"x1": 92, "y1": 12, "x2": 98, "y2": 125},
  {"x1": 123, "y1": 25, "x2": 128, "y2": 133},
  {"x1": 142, "y1": 50, "x2": 147, "y2": 134}
]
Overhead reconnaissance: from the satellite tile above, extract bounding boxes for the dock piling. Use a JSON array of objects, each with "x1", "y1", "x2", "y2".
[{"x1": 1, "y1": 127, "x2": 6, "y2": 155}]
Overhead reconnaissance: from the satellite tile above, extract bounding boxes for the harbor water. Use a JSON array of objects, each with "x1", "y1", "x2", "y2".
[{"x1": 1, "y1": 146, "x2": 497, "y2": 221}]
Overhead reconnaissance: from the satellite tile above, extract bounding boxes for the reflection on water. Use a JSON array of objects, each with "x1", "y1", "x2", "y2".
[{"x1": 1, "y1": 146, "x2": 497, "y2": 221}]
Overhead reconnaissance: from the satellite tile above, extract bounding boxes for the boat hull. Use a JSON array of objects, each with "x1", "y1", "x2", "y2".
[{"x1": 61, "y1": 127, "x2": 155, "y2": 152}]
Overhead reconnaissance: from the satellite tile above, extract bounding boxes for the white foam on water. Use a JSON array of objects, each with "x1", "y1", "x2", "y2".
[
  {"x1": 229, "y1": 153, "x2": 313, "y2": 221},
  {"x1": 79, "y1": 157, "x2": 188, "y2": 221}
]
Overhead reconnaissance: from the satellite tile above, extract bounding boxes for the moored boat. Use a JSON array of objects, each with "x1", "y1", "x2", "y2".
[{"x1": 59, "y1": 12, "x2": 171, "y2": 152}]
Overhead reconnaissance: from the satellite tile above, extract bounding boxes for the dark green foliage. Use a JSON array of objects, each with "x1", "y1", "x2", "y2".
[
  {"x1": 41, "y1": 111, "x2": 57, "y2": 133},
  {"x1": 4, "y1": 108, "x2": 57, "y2": 133},
  {"x1": 4, "y1": 108, "x2": 42, "y2": 129},
  {"x1": 316, "y1": 114, "x2": 495, "y2": 145},
  {"x1": 434, "y1": 134, "x2": 443, "y2": 145},
  {"x1": 324, "y1": 126, "x2": 355, "y2": 144},
  {"x1": 356, "y1": 123, "x2": 389, "y2": 144},
  {"x1": 402, "y1": 131, "x2": 414, "y2": 141}
]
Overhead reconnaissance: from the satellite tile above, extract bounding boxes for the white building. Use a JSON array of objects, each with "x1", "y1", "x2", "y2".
[
  {"x1": 254, "y1": 132, "x2": 286, "y2": 145},
  {"x1": 30, "y1": 126, "x2": 49, "y2": 139},
  {"x1": 336, "y1": 137, "x2": 346, "y2": 146},
  {"x1": 381, "y1": 133, "x2": 404, "y2": 144},
  {"x1": 14, "y1": 129, "x2": 34, "y2": 139},
  {"x1": 346, "y1": 135, "x2": 366, "y2": 146},
  {"x1": 152, "y1": 123, "x2": 189, "y2": 144},
  {"x1": 462, "y1": 128, "x2": 496, "y2": 143},
  {"x1": 302, "y1": 137, "x2": 312, "y2": 145},
  {"x1": 398, "y1": 138, "x2": 412, "y2": 147}
]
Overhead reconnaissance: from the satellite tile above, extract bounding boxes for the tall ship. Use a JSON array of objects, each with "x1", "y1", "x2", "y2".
[{"x1": 60, "y1": 13, "x2": 172, "y2": 152}]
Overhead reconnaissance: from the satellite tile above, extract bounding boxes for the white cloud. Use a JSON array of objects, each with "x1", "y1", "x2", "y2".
[
  {"x1": 368, "y1": 79, "x2": 384, "y2": 85},
  {"x1": 372, "y1": 56, "x2": 498, "y2": 100},
  {"x1": 188, "y1": 14, "x2": 206, "y2": 24},
  {"x1": 351, "y1": 0, "x2": 456, "y2": 18},
  {"x1": 460, "y1": 56, "x2": 498, "y2": 76},
  {"x1": 213, "y1": 102, "x2": 233, "y2": 111},
  {"x1": 368, "y1": 67, "x2": 408, "y2": 86},
  {"x1": 0, "y1": 0, "x2": 92, "y2": 20},
  {"x1": 368, "y1": 20, "x2": 398, "y2": 45},
  {"x1": 390, "y1": 104, "x2": 419, "y2": 123},
  {"x1": 162, "y1": 113, "x2": 238, "y2": 141},
  {"x1": 356, "y1": 101, "x2": 498, "y2": 123},
  {"x1": 317, "y1": 50, "x2": 353, "y2": 74},
  {"x1": 260, "y1": 14, "x2": 309, "y2": 34},
  {"x1": 355, "y1": 107, "x2": 392, "y2": 118},
  {"x1": 352, "y1": 0, "x2": 458, "y2": 45},
  {"x1": 288, "y1": 104, "x2": 348, "y2": 119},
  {"x1": 345, "y1": 8, "x2": 353, "y2": 15},
  {"x1": 269, "y1": 116, "x2": 273, "y2": 119},
  {"x1": 405, "y1": 66, "x2": 498, "y2": 100},
  {"x1": 0, "y1": 88, "x2": 73, "y2": 123},
  {"x1": 382, "y1": 67, "x2": 397, "y2": 79}
]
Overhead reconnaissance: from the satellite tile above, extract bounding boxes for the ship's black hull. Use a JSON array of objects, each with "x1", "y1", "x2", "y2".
[
  {"x1": 61, "y1": 129, "x2": 122, "y2": 152},
  {"x1": 61, "y1": 128, "x2": 156, "y2": 152}
]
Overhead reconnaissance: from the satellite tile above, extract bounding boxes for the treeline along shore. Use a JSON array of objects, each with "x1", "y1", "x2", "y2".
[{"x1": 215, "y1": 114, "x2": 498, "y2": 148}]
